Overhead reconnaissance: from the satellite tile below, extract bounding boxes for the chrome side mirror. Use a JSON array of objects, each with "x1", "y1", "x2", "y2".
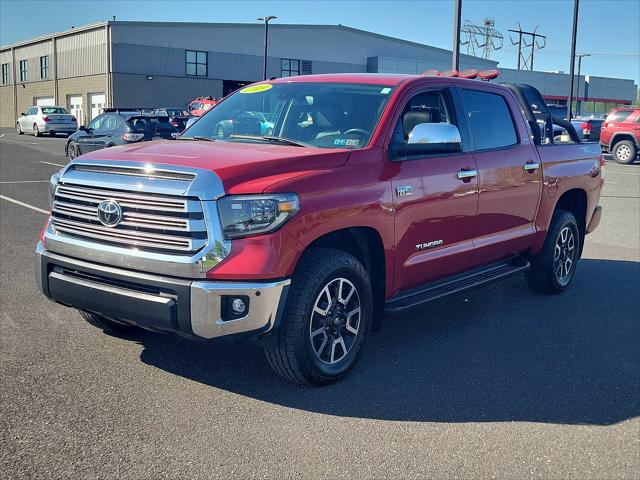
[{"x1": 408, "y1": 122, "x2": 461, "y2": 144}]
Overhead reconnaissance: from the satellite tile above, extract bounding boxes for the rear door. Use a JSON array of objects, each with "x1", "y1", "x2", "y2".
[
  {"x1": 458, "y1": 86, "x2": 542, "y2": 267},
  {"x1": 93, "y1": 114, "x2": 119, "y2": 149},
  {"x1": 390, "y1": 86, "x2": 479, "y2": 292}
]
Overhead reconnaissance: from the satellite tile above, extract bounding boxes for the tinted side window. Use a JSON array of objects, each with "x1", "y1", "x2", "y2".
[
  {"x1": 88, "y1": 115, "x2": 105, "y2": 130},
  {"x1": 461, "y1": 89, "x2": 518, "y2": 150},
  {"x1": 607, "y1": 110, "x2": 633, "y2": 123},
  {"x1": 102, "y1": 115, "x2": 118, "y2": 131}
]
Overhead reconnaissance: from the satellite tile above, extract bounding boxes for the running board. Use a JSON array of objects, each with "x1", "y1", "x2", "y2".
[{"x1": 385, "y1": 257, "x2": 530, "y2": 314}]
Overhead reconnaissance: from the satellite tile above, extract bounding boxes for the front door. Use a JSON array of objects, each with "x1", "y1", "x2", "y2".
[
  {"x1": 458, "y1": 87, "x2": 542, "y2": 267},
  {"x1": 391, "y1": 88, "x2": 479, "y2": 293}
]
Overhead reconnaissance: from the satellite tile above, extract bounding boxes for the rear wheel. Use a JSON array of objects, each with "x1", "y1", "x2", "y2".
[
  {"x1": 33, "y1": 124, "x2": 40, "y2": 137},
  {"x1": 79, "y1": 311, "x2": 138, "y2": 334},
  {"x1": 612, "y1": 140, "x2": 637, "y2": 165},
  {"x1": 527, "y1": 209, "x2": 580, "y2": 294},
  {"x1": 265, "y1": 248, "x2": 373, "y2": 386}
]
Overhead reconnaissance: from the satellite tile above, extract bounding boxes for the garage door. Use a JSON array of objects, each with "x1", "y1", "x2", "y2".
[
  {"x1": 35, "y1": 97, "x2": 55, "y2": 107},
  {"x1": 67, "y1": 95, "x2": 84, "y2": 126},
  {"x1": 89, "y1": 93, "x2": 105, "y2": 122}
]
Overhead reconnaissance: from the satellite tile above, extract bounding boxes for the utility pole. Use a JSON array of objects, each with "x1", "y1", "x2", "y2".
[
  {"x1": 567, "y1": 0, "x2": 580, "y2": 120},
  {"x1": 452, "y1": 0, "x2": 462, "y2": 70},
  {"x1": 508, "y1": 24, "x2": 546, "y2": 71},
  {"x1": 257, "y1": 16, "x2": 277, "y2": 80},
  {"x1": 574, "y1": 53, "x2": 590, "y2": 116}
]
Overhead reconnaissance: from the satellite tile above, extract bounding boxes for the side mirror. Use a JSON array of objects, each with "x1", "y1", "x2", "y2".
[
  {"x1": 79, "y1": 125, "x2": 88, "y2": 132},
  {"x1": 20, "y1": 113, "x2": 25, "y2": 117},
  {"x1": 390, "y1": 122, "x2": 462, "y2": 159}
]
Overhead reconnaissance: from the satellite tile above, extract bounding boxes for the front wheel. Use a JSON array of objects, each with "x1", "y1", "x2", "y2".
[
  {"x1": 33, "y1": 124, "x2": 40, "y2": 137},
  {"x1": 526, "y1": 209, "x2": 580, "y2": 294},
  {"x1": 16, "y1": 122, "x2": 23, "y2": 135},
  {"x1": 265, "y1": 248, "x2": 373, "y2": 386},
  {"x1": 67, "y1": 142, "x2": 78, "y2": 160}
]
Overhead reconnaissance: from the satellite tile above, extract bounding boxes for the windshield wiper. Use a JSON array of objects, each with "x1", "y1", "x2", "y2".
[
  {"x1": 176, "y1": 135, "x2": 217, "y2": 142},
  {"x1": 228, "y1": 134, "x2": 310, "y2": 148}
]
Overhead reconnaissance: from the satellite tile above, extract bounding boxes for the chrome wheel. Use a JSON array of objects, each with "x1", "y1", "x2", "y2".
[
  {"x1": 616, "y1": 144, "x2": 631, "y2": 162},
  {"x1": 309, "y1": 277, "x2": 361, "y2": 365},
  {"x1": 68, "y1": 143, "x2": 77, "y2": 160},
  {"x1": 554, "y1": 226, "x2": 576, "y2": 284},
  {"x1": 217, "y1": 126, "x2": 225, "y2": 139}
]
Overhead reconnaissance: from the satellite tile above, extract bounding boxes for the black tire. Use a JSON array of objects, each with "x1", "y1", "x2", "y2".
[
  {"x1": 526, "y1": 209, "x2": 581, "y2": 294},
  {"x1": 79, "y1": 311, "x2": 139, "y2": 334},
  {"x1": 33, "y1": 124, "x2": 40, "y2": 137},
  {"x1": 67, "y1": 142, "x2": 77, "y2": 160},
  {"x1": 16, "y1": 122, "x2": 23, "y2": 135},
  {"x1": 612, "y1": 140, "x2": 637, "y2": 165},
  {"x1": 265, "y1": 248, "x2": 373, "y2": 386}
]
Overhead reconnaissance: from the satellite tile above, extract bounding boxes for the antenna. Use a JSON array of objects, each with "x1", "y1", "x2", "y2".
[
  {"x1": 508, "y1": 23, "x2": 547, "y2": 70},
  {"x1": 460, "y1": 18, "x2": 504, "y2": 59}
]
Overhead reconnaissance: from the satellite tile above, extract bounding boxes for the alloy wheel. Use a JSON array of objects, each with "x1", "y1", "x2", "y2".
[
  {"x1": 554, "y1": 226, "x2": 576, "y2": 284},
  {"x1": 309, "y1": 277, "x2": 361, "y2": 365}
]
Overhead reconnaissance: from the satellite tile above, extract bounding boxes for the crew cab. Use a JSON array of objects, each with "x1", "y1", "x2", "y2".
[{"x1": 36, "y1": 74, "x2": 603, "y2": 386}]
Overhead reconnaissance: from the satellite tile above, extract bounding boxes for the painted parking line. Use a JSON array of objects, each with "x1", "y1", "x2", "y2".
[
  {"x1": 604, "y1": 171, "x2": 640, "y2": 177},
  {"x1": 0, "y1": 194, "x2": 49, "y2": 214},
  {"x1": 0, "y1": 138, "x2": 38, "y2": 145},
  {"x1": 0, "y1": 180, "x2": 50, "y2": 184},
  {"x1": 40, "y1": 161, "x2": 66, "y2": 167}
]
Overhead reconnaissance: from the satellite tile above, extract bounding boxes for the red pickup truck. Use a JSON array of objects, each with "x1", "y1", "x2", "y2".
[{"x1": 36, "y1": 74, "x2": 603, "y2": 386}]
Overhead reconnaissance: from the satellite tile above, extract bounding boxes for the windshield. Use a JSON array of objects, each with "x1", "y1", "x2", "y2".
[
  {"x1": 42, "y1": 107, "x2": 69, "y2": 114},
  {"x1": 182, "y1": 82, "x2": 395, "y2": 149}
]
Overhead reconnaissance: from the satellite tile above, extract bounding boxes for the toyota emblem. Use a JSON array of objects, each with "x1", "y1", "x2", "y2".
[{"x1": 97, "y1": 200, "x2": 123, "y2": 227}]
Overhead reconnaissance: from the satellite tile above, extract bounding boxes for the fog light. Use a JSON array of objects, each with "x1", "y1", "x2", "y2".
[{"x1": 231, "y1": 298, "x2": 247, "y2": 314}]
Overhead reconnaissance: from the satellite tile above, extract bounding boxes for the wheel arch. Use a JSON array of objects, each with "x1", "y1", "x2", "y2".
[
  {"x1": 302, "y1": 226, "x2": 387, "y2": 331},
  {"x1": 553, "y1": 188, "x2": 587, "y2": 256},
  {"x1": 611, "y1": 132, "x2": 639, "y2": 149}
]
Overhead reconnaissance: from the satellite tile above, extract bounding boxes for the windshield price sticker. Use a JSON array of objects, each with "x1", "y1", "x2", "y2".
[{"x1": 240, "y1": 84, "x2": 273, "y2": 94}]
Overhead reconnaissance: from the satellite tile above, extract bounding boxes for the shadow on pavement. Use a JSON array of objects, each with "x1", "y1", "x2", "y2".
[{"x1": 131, "y1": 258, "x2": 639, "y2": 425}]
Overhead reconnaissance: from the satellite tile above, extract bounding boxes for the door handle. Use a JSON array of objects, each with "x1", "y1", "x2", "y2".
[
  {"x1": 524, "y1": 161, "x2": 540, "y2": 171},
  {"x1": 457, "y1": 169, "x2": 478, "y2": 180}
]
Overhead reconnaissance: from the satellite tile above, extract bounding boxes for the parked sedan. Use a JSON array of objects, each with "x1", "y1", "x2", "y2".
[
  {"x1": 65, "y1": 112, "x2": 179, "y2": 159},
  {"x1": 16, "y1": 106, "x2": 77, "y2": 137}
]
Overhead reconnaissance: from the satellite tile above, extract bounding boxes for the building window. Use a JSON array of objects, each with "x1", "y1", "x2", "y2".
[
  {"x1": 186, "y1": 50, "x2": 207, "y2": 76},
  {"x1": 281, "y1": 59, "x2": 300, "y2": 77},
  {"x1": 40, "y1": 56, "x2": 49, "y2": 79},
  {"x1": 19, "y1": 60, "x2": 28, "y2": 82},
  {"x1": 1, "y1": 63, "x2": 9, "y2": 84}
]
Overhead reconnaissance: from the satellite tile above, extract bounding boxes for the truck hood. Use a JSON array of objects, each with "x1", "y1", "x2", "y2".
[{"x1": 78, "y1": 140, "x2": 352, "y2": 193}]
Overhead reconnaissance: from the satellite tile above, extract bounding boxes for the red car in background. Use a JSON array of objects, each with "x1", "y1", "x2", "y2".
[
  {"x1": 600, "y1": 107, "x2": 640, "y2": 164},
  {"x1": 188, "y1": 96, "x2": 221, "y2": 117}
]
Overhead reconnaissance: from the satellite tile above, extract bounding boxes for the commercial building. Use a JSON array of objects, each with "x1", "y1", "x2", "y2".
[{"x1": 1, "y1": 20, "x2": 637, "y2": 127}]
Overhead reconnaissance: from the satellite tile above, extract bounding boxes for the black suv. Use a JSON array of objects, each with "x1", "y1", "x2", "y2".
[{"x1": 65, "y1": 111, "x2": 179, "y2": 159}]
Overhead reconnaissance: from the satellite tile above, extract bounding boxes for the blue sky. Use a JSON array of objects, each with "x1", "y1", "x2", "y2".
[{"x1": 1, "y1": 0, "x2": 638, "y2": 84}]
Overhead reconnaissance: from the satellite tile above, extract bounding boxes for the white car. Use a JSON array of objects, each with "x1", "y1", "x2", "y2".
[{"x1": 16, "y1": 106, "x2": 78, "y2": 137}]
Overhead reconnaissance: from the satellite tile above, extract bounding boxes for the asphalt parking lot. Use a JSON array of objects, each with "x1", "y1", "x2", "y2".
[{"x1": 0, "y1": 127, "x2": 638, "y2": 479}]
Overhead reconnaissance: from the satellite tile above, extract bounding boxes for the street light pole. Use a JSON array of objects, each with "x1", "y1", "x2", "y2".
[
  {"x1": 452, "y1": 0, "x2": 462, "y2": 70},
  {"x1": 567, "y1": 0, "x2": 580, "y2": 120},
  {"x1": 574, "y1": 53, "x2": 590, "y2": 116},
  {"x1": 257, "y1": 16, "x2": 277, "y2": 80}
]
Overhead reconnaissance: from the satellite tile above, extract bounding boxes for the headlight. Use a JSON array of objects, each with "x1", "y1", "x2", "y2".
[
  {"x1": 49, "y1": 170, "x2": 62, "y2": 208},
  {"x1": 217, "y1": 193, "x2": 300, "y2": 239}
]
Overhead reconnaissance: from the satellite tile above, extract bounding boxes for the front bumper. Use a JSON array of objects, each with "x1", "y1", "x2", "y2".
[{"x1": 35, "y1": 242, "x2": 290, "y2": 340}]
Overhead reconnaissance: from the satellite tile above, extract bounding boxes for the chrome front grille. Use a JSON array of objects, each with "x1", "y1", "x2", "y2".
[{"x1": 51, "y1": 183, "x2": 207, "y2": 254}]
